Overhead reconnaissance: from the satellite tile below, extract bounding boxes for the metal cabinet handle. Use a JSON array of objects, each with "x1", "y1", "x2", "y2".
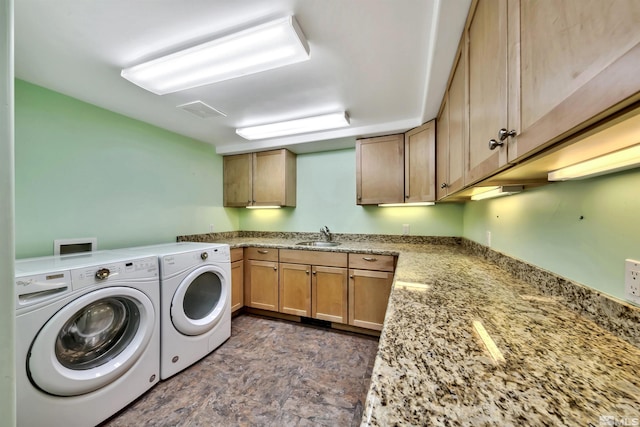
[
  {"x1": 312, "y1": 271, "x2": 317, "y2": 275},
  {"x1": 488, "y1": 139, "x2": 504, "y2": 150},
  {"x1": 273, "y1": 266, "x2": 277, "y2": 271},
  {"x1": 305, "y1": 270, "x2": 309, "y2": 274},
  {"x1": 440, "y1": 183, "x2": 448, "y2": 189},
  {"x1": 362, "y1": 257, "x2": 377, "y2": 262},
  {"x1": 258, "y1": 250, "x2": 269, "y2": 254},
  {"x1": 349, "y1": 275, "x2": 354, "y2": 279},
  {"x1": 498, "y1": 128, "x2": 516, "y2": 141}
]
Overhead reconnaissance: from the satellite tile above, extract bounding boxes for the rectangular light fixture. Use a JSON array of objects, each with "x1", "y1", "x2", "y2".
[
  {"x1": 378, "y1": 202, "x2": 435, "y2": 207},
  {"x1": 245, "y1": 206, "x2": 282, "y2": 209},
  {"x1": 470, "y1": 185, "x2": 523, "y2": 201},
  {"x1": 548, "y1": 144, "x2": 640, "y2": 181},
  {"x1": 236, "y1": 112, "x2": 350, "y2": 140},
  {"x1": 121, "y1": 16, "x2": 310, "y2": 95}
]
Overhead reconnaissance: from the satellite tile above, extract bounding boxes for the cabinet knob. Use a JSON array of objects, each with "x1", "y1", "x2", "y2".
[
  {"x1": 312, "y1": 271, "x2": 317, "y2": 275},
  {"x1": 488, "y1": 139, "x2": 504, "y2": 150},
  {"x1": 440, "y1": 183, "x2": 448, "y2": 189},
  {"x1": 498, "y1": 128, "x2": 516, "y2": 141},
  {"x1": 350, "y1": 275, "x2": 354, "y2": 279},
  {"x1": 305, "y1": 270, "x2": 309, "y2": 274},
  {"x1": 273, "y1": 266, "x2": 277, "y2": 271}
]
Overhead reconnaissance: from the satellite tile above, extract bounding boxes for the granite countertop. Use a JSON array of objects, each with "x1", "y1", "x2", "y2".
[{"x1": 179, "y1": 233, "x2": 640, "y2": 426}]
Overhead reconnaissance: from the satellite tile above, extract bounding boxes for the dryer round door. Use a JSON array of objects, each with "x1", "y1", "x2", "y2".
[
  {"x1": 171, "y1": 264, "x2": 229, "y2": 336},
  {"x1": 28, "y1": 287, "x2": 155, "y2": 397}
]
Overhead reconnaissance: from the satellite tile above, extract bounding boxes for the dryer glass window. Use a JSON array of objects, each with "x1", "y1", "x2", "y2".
[
  {"x1": 55, "y1": 297, "x2": 141, "y2": 370},
  {"x1": 183, "y1": 272, "x2": 222, "y2": 320}
]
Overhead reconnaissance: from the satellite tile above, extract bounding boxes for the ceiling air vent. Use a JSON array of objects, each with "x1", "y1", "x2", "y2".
[{"x1": 177, "y1": 101, "x2": 226, "y2": 119}]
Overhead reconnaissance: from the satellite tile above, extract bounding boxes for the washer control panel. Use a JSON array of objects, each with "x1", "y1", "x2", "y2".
[{"x1": 71, "y1": 256, "x2": 158, "y2": 289}]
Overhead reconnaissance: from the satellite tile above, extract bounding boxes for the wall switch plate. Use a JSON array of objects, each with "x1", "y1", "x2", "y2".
[
  {"x1": 486, "y1": 231, "x2": 492, "y2": 247},
  {"x1": 209, "y1": 224, "x2": 215, "y2": 233},
  {"x1": 625, "y1": 259, "x2": 640, "y2": 304},
  {"x1": 402, "y1": 224, "x2": 410, "y2": 235}
]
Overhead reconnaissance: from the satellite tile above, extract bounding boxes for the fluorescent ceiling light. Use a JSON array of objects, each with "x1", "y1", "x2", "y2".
[
  {"x1": 245, "y1": 206, "x2": 282, "y2": 209},
  {"x1": 378, "y1": 202, "x2": 435, "y2": 207},
  {"x1": 236, "y1": 112, "x2": 350, "y2": 140},
  {"x1": 548, "y1": 144, "x2": 640, "y2": 181},
  {"x1": 470, "y1": 186, "x2": 523, "y2": 201},
  {"x1": 121, "y1": 16, "x2": 310, "y2": 95}
]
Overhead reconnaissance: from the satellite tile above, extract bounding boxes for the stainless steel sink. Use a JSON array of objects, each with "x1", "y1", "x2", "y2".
[{"x1": 296, "y1": 241, "x2": 341, "y2": 247}]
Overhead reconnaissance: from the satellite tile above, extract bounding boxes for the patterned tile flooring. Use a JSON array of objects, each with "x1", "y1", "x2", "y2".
[{"x1": 102, "y1": 314, "x2": 379, "y2": 427}]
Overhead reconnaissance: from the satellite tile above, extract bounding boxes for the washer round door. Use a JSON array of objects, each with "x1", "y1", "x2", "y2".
[
  {"x1": 28, "y1": 287, "x2": 155, "y2": 397},
  {"x1": 171, "y1": 264, "x2": 229, "y2": 336}
]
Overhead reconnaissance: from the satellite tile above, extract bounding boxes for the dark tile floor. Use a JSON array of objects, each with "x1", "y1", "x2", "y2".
[{"x1": 102, "y1": 314, "x2": 379, "y2": 427}]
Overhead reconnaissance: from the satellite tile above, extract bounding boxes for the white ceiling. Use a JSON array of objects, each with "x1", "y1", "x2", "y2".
[{"x1": 15, "y1": 0, "x2": 471, "y2": 154}]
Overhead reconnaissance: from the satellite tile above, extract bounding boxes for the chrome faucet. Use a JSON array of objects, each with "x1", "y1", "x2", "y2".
[{"x1": 320, "y1": 226, "x2": 332, "y2": 242}]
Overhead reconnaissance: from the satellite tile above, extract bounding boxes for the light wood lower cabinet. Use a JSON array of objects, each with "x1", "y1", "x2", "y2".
[
  {"x1": 348, "y1": 253, "x2": 395, "y2": 331},
  {"x1": 244, "y1": 248, "x2": 279, "y2": 312},
  {"x1": 279, "y1": 249, "x2": 349, "y2": 323},
  {"x1": 279, "y1": 262, "x2": 311, "y2": 317},
  {"x1": 348, "y1": 269, "x2": 394, "y2": 331},
  {"x1": 230, "y1": 248, "x2": 244, "y2": 313},
  {"x1": 312, "y1": 266, "x2": 348, "y2": 324}
]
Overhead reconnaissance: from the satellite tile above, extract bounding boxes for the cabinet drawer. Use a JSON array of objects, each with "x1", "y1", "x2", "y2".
[
  {"x1": 279, "y1": 249, "x2": 347, "y2": 268},
  {"x1": 348, "y1": 253, "x2": 395, "y2": 272},
  {"x1": 230, "y1": 247, "x2": 244, "y2": 263},
  {"x1": 245, "y1": 247, "x2": 279, "y2": 262}
]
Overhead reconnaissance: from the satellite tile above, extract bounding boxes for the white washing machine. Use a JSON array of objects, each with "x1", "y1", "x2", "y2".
[
  {"x1": 15, "y1": 251, "x2": 160, "y2": 427},
  {"x1": 116, "y1": 242, "x2": 231, "y2": 380}
]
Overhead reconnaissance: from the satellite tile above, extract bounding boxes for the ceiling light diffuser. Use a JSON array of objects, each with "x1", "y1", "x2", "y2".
[
  {"x1": 548, "y1": 144, "x2": 640, "y2": 181},
  {"x1": 470, "y1": 186, "x2": 523, "y2": 201},
  {"x1": 236, "y1": 112, "x2": 350, "y2": 140},
  {"x1": 121, "y1": 16, "x2": 310, "y2": 95}
]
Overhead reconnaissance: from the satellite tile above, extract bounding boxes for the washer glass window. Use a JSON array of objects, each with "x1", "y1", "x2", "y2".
[
  {"x1": 183, "y1": 272, "x2": 222, "y2": 320},
  {"x1": 56, "y1": 297, "x2": 141, "y2": 370}
]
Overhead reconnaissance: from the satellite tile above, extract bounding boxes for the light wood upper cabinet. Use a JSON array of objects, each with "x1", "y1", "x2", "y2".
[
  {"x1": 404, "y1": 121, "x2": 436, "y2": 203},
  {"x1": 507, "y1": 0, "x2": 640, "y2": 163},
  {"x1": 437, "y1": 46, "x2": 467, "y2": 200},
  {"x1": 223, "y1": 154, "x2": 252, "y2": 207},
  {"x1": 356, "y1": 124, "x2": 436, "y2": 205},
  {"x1": 466, "y1": 0, "x2": 509, "y2": 186},
  {"x1": 356, "y1": 134, "x2": 404, "y2": 205},
  {"x1": 223, "y1": 149, "x2": 296, "y2": 207}
]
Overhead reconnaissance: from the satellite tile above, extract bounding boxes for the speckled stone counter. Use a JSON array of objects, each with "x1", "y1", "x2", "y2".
[{"x1": 178, "y1": 232, "x2": 640, "y2": 426}]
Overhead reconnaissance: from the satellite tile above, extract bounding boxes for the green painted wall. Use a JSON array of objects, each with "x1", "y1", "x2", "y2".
[
  {"x1": 239, "y1": 149, "x2": 464, "y2": 236},
  {"x1": 462, "y1": 168, "x2": 640, "y2": 301},
  {"x1": 15, "y1": 80, "x2": 239, "y2": 258}
]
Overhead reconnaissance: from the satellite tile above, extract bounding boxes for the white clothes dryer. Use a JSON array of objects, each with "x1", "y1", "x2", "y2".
[
  {"x1": 15, "y1": 251, "x2": 160, "y2": 427},
  {"x1": 116, "y1": 242, "x2": 231, "y2": 379}
]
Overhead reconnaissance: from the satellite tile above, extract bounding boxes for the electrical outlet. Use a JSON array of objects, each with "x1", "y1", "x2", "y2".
[
  {"x1": 209, "y1": 224, "x2": 215, "y2": 233},
  {"x1": 625, "y1": 259, "x2": 640, "y2": 304},
  {"x1": 486, "y1": 231, "x2": 492, "y2": 247},
  {"x1": 402, "y1": 224, "x2": 410, "y2": 235}
]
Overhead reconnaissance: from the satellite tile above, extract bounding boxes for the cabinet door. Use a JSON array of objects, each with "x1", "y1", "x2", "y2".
[
  {"x1": 312, "y1": 266, "x2": 348, "y2": 324},
  {"x1": 509, "y1": 0, "x2": 640, "y2": 163},
  {"x1": 253, "y1": 149, "x2": 296, "y2": 207},
  {"x1": 348, "y1": 269, "x2": 393, "y2": 331},
  {"x1": 466, "y1": 0, "x2": 508, "y2": 185},
  {"x1": 245, "y1": 259, "x2": 279, "y2": 312},
  {"x1": 447, "y1": 48, "x2": 467, "y2": 195},
  {"x1": 356, "y1": 134, "x2": 404, "y2": 205},
  {"x1": 223, "y1": 154, "x2": 252, "y2": 207},
  {"x1": 230, "y1": 259, "x2": 244, "y2": 313},
  {"x1": 436, "y1": 97, "x2": 449, "y2": 201},
  {"x1": 279, "y1": 262, "x2": 311, "y2": 317},
  {"x1": 404, "y1": 121, "x2": 436, "y2": 203}
]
